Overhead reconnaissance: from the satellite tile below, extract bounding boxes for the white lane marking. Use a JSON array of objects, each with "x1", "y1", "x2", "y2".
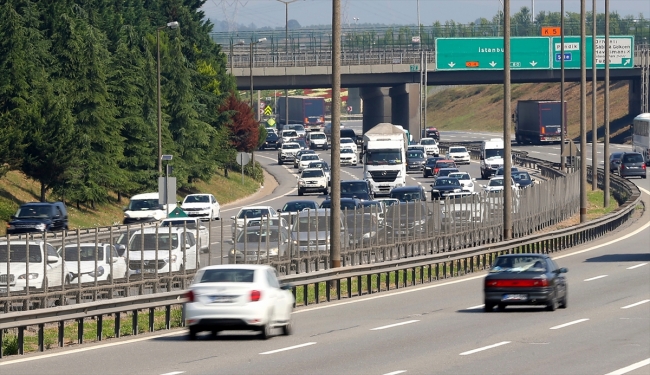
[
  {"x1": 383, "y1": 371, "x2": 407, "y2": 375},
  {"x1": 584, "y1": 275, "x2": 608, "y2": 282},
  {"x1": 621, "y1": 300, "x2": 650, "y2": 309},
  {"x1": 459, "y1": 341, "x2": 511, "y2": 356},
  {"x1": 627, "y1": 263, "x2": 648, "y2": 270},
  {"x1": 549, "y1": 318, "x2": 589, "y2": 330},
  {"x1": 259, "y1": 342, "x2": 317, "y2": 355},
  {"x1": 370, "y1": 320, "x2": 419, "y2": 331},
  {"x1": 0, "y1": 331, "x2": 185, "y2": 366},
  {"x1": 466, "y1": 304, "x2": 485, "y2": 310},
  {"x1": 604, "y1": 358, "x2": 650, "y2": 375},
  {"x1": 160, "y1": 372, "x2": 185, "y2": 375}
]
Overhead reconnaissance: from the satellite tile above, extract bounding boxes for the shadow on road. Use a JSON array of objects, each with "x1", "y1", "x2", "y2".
[
  {"x1": 584, "y1": 253, "x2": 650, "y2": 263},
  {"x1": 152, "y1": 331, "x2": 263, "y2": 342}
]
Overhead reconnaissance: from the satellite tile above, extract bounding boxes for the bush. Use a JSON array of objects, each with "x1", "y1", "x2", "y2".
[{"x1": 2, "y1": 334, "x2": 18, "y2": 356}]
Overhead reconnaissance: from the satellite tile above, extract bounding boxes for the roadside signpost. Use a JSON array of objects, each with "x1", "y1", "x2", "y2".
[
  {"x1": 551, "y1": 36, "x2": 634, "y2": 69},
  {"x1": 435, "y1": 37, "x2": 551, "y2": 71},
  {"x1": 236, "y1": 152, "x2": 251, "y2": 184}
]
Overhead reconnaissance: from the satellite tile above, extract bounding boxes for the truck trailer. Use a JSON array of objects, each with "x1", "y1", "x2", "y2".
[
  {"x1": 514, "y1": 100, "x2": 567, "y2": 144},
  {"x1": 277, "y1": 96, "x2": 326, "y2": 131},
  {"x1": 362, "y1": 123, "x2": 408, "y2": 196}
]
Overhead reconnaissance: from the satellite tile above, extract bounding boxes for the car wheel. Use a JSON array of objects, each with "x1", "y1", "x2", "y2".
[
  {"x1": 187, "y1": 327, "x2": 198, "y2": 340},
  {"x1": 282, "y1": 318, "x2": 293, "y2": 336},
  {"x1": 210, "y1": 329, "x2": 220, "y2": 338},
  {"x1": 498, "y1": 303, "x2": 506, "y2": 311},
  {"x1": 546, "y1": 292, "x2": 558, "y2": 311},
  {"x1": 278, "y1": 160, "x2": 283, "y2": 165},
  {"x1": 298, "y1": 189, "x2": 303, "y2": 196},
  {"x1": 484, "y1": 302, "x2": 494, "y2": 312},
  {"x1": 559, "y1": 287, "x2": 568, "y2": 309},
  {"x1": 260, "y1": 322, "x2": 272, "y2": 340}
]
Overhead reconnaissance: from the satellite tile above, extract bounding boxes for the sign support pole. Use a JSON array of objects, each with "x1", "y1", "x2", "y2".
[
  {"x1": 580, "y1": 0, "x2": 588, "y2": 223},
  {"x1": 591, "y1": 0, "x2": 598, "y2": 191},
  {"x1": 503, "y1": 0, "x2": 513, "y2": 241},
  {"x1": 560, "y1": 0, "x2": 566, "y2": 171},
  {"x1": 604, "y1": 0, "x2": 610, "y2": 208}
]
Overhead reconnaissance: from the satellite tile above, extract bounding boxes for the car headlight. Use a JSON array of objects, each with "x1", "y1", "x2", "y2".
[
  {"x1": 7, "y1": 224, "x2": 15, "y2": 230},
  {"x1": 365, "y1": 171, "x2": 372, "y2": 178},
  {"x1": 268, "y1": 247, "x2": 279, "y2": 256},
  {"x1": 165, "y1": 254, "x2": 178, "y2": 263},
  {"x1": 18, "y1": 273, "x2": 39, "y2": 280},
  {"x1": 362, "y1": 231, "x2": 376, "y2": 239},
  {"x1": 35, "y1": 223, "x2": 47, "y2": 231},
  {"x1": 298, "y1": 180, "x2": 305, "y2": 186},
  {"x1": 454, "y1": 188, "x2": 462, "y2": 193},
  {"x1": 89, "y1": 266, "x2": 104, "y2": 278},
  {"x1": 432, "y1": 189, "x2": 440, "y2": 193}
]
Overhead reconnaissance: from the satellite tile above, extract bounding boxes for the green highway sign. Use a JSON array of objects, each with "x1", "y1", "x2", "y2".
[
  {"x1": 409, "y1": 64, "x2": 420, "y2": 72},
  {"x1": 551, "y1": 36, "x2": 634, "y2": 69},
  {"x1": 435, "y1": 37, "x2": 551, "y2": 71}
]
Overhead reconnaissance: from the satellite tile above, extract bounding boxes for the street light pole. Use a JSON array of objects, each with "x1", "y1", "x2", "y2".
[
  {"x1": 580, "y1": 0, "x2": 588, "y2": 223},
  {"x1": 157, "y1": 21, "x2": 179, "y2": 176},
  {"x1": 331, "y1": 0, "x2": 342, "y2": 269},
  {"x1": 604, "y1": 0, "x2": 611, "y2": 208},
  {"x1": 591, "y1": 0, "x2": 598, "y2": 191},
  {"x1": 249, "y1": 38, "x2": 267, "y2": 118},
  {"x1": 277, "y1": 0, "x2": 300, "y2": 129},
  {"x1": 560, "y1": 0, "x2": 566, "y2": 171},
  {"x1": 503, "y1": 0, "x2": 513, "y2": 240}
]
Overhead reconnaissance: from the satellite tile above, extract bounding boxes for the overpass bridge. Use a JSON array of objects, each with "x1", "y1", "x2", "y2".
[{"x1": 221, "y1": 33, "x2": 649, "y2": 137}]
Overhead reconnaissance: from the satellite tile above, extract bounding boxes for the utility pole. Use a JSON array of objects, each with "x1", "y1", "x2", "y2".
[
  {"x1": 503, "y1": 0, "x2": 513, "y2": 240},
  {"x1": 604, "y1": 0, "x2": 611, "y2": 208},
  {"x1": 580, "y1": 0, "x2": 588, "y2": 223},
  {"x1": 560, "y1": 0, "x2": 566, "y2": 171},
  {"x1": 331, "y1": 0, "x2": 342, "y2": 269},
  {"x1": 591, "y1": 0, "x2": 598, "y2": 191}
]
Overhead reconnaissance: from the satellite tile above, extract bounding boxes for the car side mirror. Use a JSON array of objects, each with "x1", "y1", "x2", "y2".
[
  {"x1": 122, "y1": 206, "x2": 128, "y2": 211},
  {"x1": 480, "y1": 185, "x2": 486, "y2": 188},
  {"x1": 277, "y1": 209, "x2": 282, "y2": 213},
  {"x1": 231, "y1": 216, "x2": 236, "y2": 220},
  {"x1": 185, "y1": 243, "x2": 191, "y2": 249},
  {"x1": 280, "y1": 283, "x2": 293, "y2": 290},
  {"x1": 10, "y1": 215, "x2": 15, "y2": 220},
  {"x1": 111, "y1": 257, "x2": 120, "y2": 263},
  {"x1": 47, "y1": 255, "x2": 59, "y2": 264},
  {"x1": 558, "y1": 267, "x2": 568, "y2": 273}
]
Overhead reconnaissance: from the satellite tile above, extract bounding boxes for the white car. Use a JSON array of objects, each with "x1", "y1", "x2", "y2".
[
  {"x1": 123, "y1": 192, "x2": 176, "y2": 224},
  {"x1": 0, "y1": 241, "x2": 70, "y2": 292},
  {"x1": 284, "y1": 124, "x2": 306, "y2": 138},
  {"x1": 446, "y1": 146, "x2": 471, "y2": 165},
  {"x1": 277, "y1": 142, "x2": 301, "y2": 165},
  {"x1": 180, "y1": 194, "x2": 220, "y2": 220},
  {"x1": 127, "y1": 227, "x2": 199, "y2": 274},
  {"x1": 231, "y1": 206, "x2": 279, "y2": 238},
  {"x1": 160, "y1": 218, "x2": 209, "y2": 252},
  {"x1": 184, "y1": 264, "x2": 294, "y2": 340},
  {"x1": 297, "y1": 168, "x2": 329, "y2": 196},
  {"x1": 61, "y1": 243, "x2": 127, "y2": 283},
  {"x1": 280, "y1": 130, "x2": 298, "y2": 144},
  {"x1": 340, "y1": 148, "x2": 358, "y2": 166},
  {"x1": 340, "y1": 137, "x2": 358, "y2": 153},
  {"x1": 419, "y1": 138, "x2": 440, "y2": 156},
  {"x1": 297, "y1": 154, "x2": 321, "y2": 173},
  {"x1": 480, "y1": 176, "x2": 519, "y2": 193},
  {"x1": 448, "y1": 172, "x2": 476, "y2": 193},
  {"x1": 308, "y1": 161, "x2": 331, "y2": 186}
]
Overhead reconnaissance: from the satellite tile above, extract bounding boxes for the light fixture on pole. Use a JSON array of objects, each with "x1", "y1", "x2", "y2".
[
  {"x1": 248, "y1": 38, "x2": 267, "y2": 117},
  {"x1": 276, "y1": 0, "x2": 301, "y2": 129},
  {"x1": 157, "y1": 21, "x2": 180, "y2": 176},
  {"x1": 161, "y1": 154, "x2": 173, "y2": 218}
]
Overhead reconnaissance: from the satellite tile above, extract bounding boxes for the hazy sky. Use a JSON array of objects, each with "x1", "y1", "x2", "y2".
[{"x1": 203, "y1": 0, "x2": 648, "y2": 29}]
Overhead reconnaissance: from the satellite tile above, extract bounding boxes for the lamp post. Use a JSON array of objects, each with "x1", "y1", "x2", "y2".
[
  {"x1": 161, "y1": 154, "x2": 173, "y2": 218},
  {"x1": 157, "y1": 21, "x2": 180, "y2": 175},
  {"x1": 277, "y1": 0, "x2": 300, "y2": 129},
  {"x1": 248, "y1": 38, "x2": 267, "y2": 118}
]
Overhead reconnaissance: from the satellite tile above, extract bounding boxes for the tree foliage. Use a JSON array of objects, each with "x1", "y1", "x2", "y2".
[{"x1": 220, "y1": 92, "x2": 259, "y2": 152}]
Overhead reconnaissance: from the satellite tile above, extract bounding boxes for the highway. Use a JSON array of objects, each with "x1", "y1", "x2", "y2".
[{"x1": 1, "y1": 128, "x2": 647, "y2": 374}]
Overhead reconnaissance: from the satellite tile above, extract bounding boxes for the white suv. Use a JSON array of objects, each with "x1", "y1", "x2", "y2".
[
  {"x1": 419, "y1": 138, "x2": 440, "y2": 156},
  {"x1": 306, "y1": 132, "x2": 328, "y2": 150},
  {"x1": 446, "y1": 146, "x2": 471, "y2": 165},
  {"x1": 298, "y1": 168, "x2": 329, "y2": 196},
  {"x1": 298, "y1": 154, "x2": 321, "y2": 173},
  {"x1": 278, "y1": 142, "x2": 301, "y2": 165},
  {"x1": 0, "y1": 241, "x2": 70, "y2": 292},
  {"x1": 127, "y1": 227, "x2": 199, "y2": 274}
]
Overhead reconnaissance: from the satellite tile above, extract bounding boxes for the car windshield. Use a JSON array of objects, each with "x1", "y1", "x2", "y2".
[
  {"x1": 449, "y1": 173, "x2": 470, "y2": 180},
  {"x1": 488, "y1": 179, "x2": 504, "y2": 187},
  {"x1": 435, "y1": 178, "x2": 460, "y2": 186},
  {"x1": 282, "y1": 131, "x2": 298, "y2": 137},
  {"x1": 391, "y1": 190, "x2": 423, "y2": 202},
  {"x1": 438, "y1": 169, "x2": 458, "y2": 177},
  {"x1": 365, "y1": 149, "x2": 402, "y2": 165},
  {"x1": 283, "y1": 202, "x2": 317, "y2": 212},
  {"x1": 294, "y1": 216, "x2": 332, "y2": 231},
  {"x1": 409, "y1": 147, "x2": 425, "y2": 153},
  {"x1": 301, "y1": 170, "x2": 324, "y2": 178},
  {"x1": 512, "y1": 172, "x2": 530, "y2": 181},
  {"x1": 341, "y1": 138, "x2": 354, "y2": 144},
  {"x1": 319, "y1": 201, "x2": 358, "y2": 210},
  {"x1": 449, "y1": 147, "x2": 467, "y2": 153},
  {"x1": 0, "y1": 244, "x2": 43, "y2": 263},
  {"x1": 341, "y1": 182, "x2": 368, "y2": 194},
  {"x1": 490, "y1": 256, "x2": 547, "y2": 272},
  {"x1": 236, "y1": 228, "x2": 280, "y2": 243},
  {"x1": 623, "y1": 154, "x2": 644, "y2": 163},
  {"x1": 294, "y1": 140, "x2": 307, "y2": 148},
  {"x1": 301, "y1": 155, "x2": 319, "y2": 161},
  {"x1": 309, "y1": 162, "x2": 329, "y2": 171},
  {"x1": 435, "y1": 162, "x2": 454, "y2": 168},
  {"x1": 62, "y1": 246, "x2": 104, "y2": 261},
  {"x1": 376, "y1": 199, "x2": 399, "y2": 207},
  {"x1": 420, "y1": 139, "x2": 436, "y2": 145},
  {"x1": 199, "y1": 269, "x2": 255, "y2": 283},
  {"x1": 283, "y1": 144, "x2": 300, "y2": 150},
  {"x1": 247, "y1": 218, "x2": 283, "y2": 227},
  {"x1": 485, "y1": 149, "x2": 505, "y2": 159},
  {"x1": 129, "y1": 233, "x2": 179, "y2": 251},
  {"x1": 610, "y1": 152, "x2": 623, "y2": 160},
  {"x1": 361, "y1": 201, "x2": 381, "y2": 208},
  {"x1": 291, "y1": 125, "x2": 305, "y2": 132},
  {"x1": 341, "y1": 149, "x2": 354, "y2": 154},
  {"x1": 408, "y1": 151, "x2": 424, "y2": 158},
  {"x1": 184, "y1": 195, "x2": 209, "y2": 203},
  {"x1": 126, "y1": 199, "x2": 160, "y2": 211},
  {"x1": 14, "y1": 205, "x2": 51, "y2": 218},
  {"x1": 310, "y1": 134, "x2": 325, "y2": 139},
  {"x1": 160, "y1": 220, "x2": 198, "y2": 229},
  {"x1": 344, "y1": 215, "x2": 377, "y2": 230},
  {"x1": 237, "y1": 208, "x2": 271, "y2": 219}
]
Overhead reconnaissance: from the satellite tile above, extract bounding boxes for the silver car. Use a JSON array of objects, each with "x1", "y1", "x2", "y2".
[
  {"x1": 228, "y1": 226, "x2": 290, "y2": 263},
  {"x1": 291, "y1": 209, "x2": 347, "y2": 253}
]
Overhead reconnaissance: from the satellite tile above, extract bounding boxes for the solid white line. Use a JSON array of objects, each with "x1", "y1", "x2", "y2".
[
  {"x1": 627, "y1": 263, "x2": 648, "y2": 270},
  {"x1": 370, "y1": 320, "x2": 419, "y2": 331},
  {"x1": 550, "y1": 318, "x2": 589, "y2": 330},
  {"x1": 160, "y1": 372, "x2": 185, "y2": 375},
  {"x1": 259, "y1": 342, "x2": 316, "y2": 355},
  {"x1": 621, "y1": 300, "x2": 650, "y2": 309},
  {"x1": 604, "y1": 358, "x2": 650, "y2": 375},
  {"x1": 459, "y1": 341, "x2": 511, "y2": 356},
  {"x1": 383, "y1": 371, "x2": 407, "y2": 375},
  {"x1": 0, "y1": 331, "x2": 185, "y2": 366},
  {"x1": 466, "y1": 304, "x2": 485, "y2": 310},
  {"x1": 584, "y1": 275, "x2": 608, "y2": 282}
]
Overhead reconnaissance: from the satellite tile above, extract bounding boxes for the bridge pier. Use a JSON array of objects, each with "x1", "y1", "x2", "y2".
[
  {"x1": 360, "y1": 87, "x2": 391, "y2": 133},
  {"x1": 628, "y1": 77, "x2": 643, "y2": 115},
  {"x1": 360, "y1": 84, "x2": 421, "y2": 140}
]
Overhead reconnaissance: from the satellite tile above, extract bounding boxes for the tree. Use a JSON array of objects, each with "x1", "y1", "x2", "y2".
[
  {"x1": 220, "y1": 92, "x2": 259, "y2": 152},
  {"x1": 257, "y1": 124, "x2": 268, "y2": 150}
]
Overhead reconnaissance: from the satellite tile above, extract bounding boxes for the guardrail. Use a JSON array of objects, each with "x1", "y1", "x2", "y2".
[{"x1": 0, "y1": 164, "x2": 641, "y2": 357}]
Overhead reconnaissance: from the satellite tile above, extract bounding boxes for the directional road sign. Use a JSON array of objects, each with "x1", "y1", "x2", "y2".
[
  {"x1": 436, "y1": 37, "x2": 551, "y2": 71},
  {"x1": 551, "y1": 36, "x2": 634, "y2": 69}
]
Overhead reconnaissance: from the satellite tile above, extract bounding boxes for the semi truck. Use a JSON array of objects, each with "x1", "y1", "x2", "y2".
[
  {"x1": 514, "y1": 100, "x2": 567, "y2": 144},
  {"x1": 362, "y1": 123, "x2": 408, "y2": 196},
  {"x1": 277, "y1": 96, "x2": 326, "y2": 131}
]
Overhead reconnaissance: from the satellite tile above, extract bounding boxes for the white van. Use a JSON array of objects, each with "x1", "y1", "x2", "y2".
[
  {"x1": 127, "y1": 227, "x2": 198, "y2": 274},
  {"x1": 123, "y1": 192, "x2": 176, "y2": 224},
  {"x1": 306, "y1": 132, "x2": 328, "y2": 150}
]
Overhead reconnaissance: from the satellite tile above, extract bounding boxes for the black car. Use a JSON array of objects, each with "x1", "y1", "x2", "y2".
[
  {"x1": 512, "y1": 171, "x2": 534, "y2": 188},
  {"x1": 344, "y1": 212, "x2": 388, "y2": 247},
  {"x1": 260, "y1": 132, "x2": 279, "y2": 150},
  {"x1": 618, "y1": 152, "x2": 647, "y2": 179},
  {"x1": 484, "y1": 254, "x2": 568, "y2": 312},
  {"x1": 7, "y1": 202, "x2": 69, "y2": 235},
  {"x1": 423, "y1": 157, "x2": 445, "y2": 178},
  {"x1": 496, "y1": 167, "x2": 519, "y2": 176},
  {"x1": 425, "y1": 127, "x2": 440, "y2": 141},
  {"x1": 278, "y1": 200, "x2": 318, "y2": 225},
  {"x1": 608, "y1": 152, "x2": 624, "y2": 173},
  {"x1": 390, "y1": 186, "x2": 427, "y2": 202},
  {"x1": 406, "y1": 150, "x2": 426, "y2": 172},
  {"x1": 319, "y1": 198, "x2": 362, "y2": 211},
  {"x1": 436, "y1": 167, "x2": 460, "y2": 178},
  {"x1": 430, "y1": 177, "x2": 462, "y2": 200},
  {"x1": 340, "y1": 180, "x2": 373, "y2": 201},
  {"x1": 384, "y1": 201, "x2": 428, "y2": 237}
]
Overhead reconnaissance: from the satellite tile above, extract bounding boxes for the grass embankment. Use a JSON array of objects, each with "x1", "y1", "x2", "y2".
[
  {"x1": 0, "y1": 168, "x2": 261, "y2": 236},
  {"x1": 426, "y1": 81, "x2": 632, "y2": 141}
]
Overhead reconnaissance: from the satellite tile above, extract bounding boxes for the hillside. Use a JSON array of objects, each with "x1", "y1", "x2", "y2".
[{"x1": 426, "y1": 81, "x2": 634, "y2": 143}]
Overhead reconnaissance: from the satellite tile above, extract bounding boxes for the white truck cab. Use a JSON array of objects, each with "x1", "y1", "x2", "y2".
[
  {"x1": 479, "y1": 138, "x2": 506, "y2": 179},
  {"x1": 123, "y1": 193, "x2": 176, "y2": 224},
  {"x1": 362, "y1": 123, "x2": 407, "y2": 196}
]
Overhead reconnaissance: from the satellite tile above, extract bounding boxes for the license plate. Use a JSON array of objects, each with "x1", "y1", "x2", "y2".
[
  {"x1": 502, "y1": 294, "x2": 527, "y2": 301},
  {"x1": 135, "y1": 269, "x2": 157, "y2": 274},
  {"x1": 0, "y1": 288, "x2": 7, "y2": 293},
  {"x1": 210, "y1": 295, "x2": 233, "y2": 303}
]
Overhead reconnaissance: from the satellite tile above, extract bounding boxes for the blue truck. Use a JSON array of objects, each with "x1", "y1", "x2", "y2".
[{"x1": 277, "y1": 96, "x2": 326, "y2": 131}]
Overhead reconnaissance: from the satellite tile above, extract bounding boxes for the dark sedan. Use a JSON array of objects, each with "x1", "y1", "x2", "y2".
[
  {"x1": 512, "y1": 171, "x2": 534, "y2": 188},
  {"x1": 618, "y1": 152, "x2": 647, "y2": 179},
  {"x1": 390, "y1": 186, "x2": 427, "y2": 202},
  {"x1": 406, "y1": 150, "x2": 426, "y2": 172},
  {"x1": 260, "y1": 132, "x2": 279, "y2": 150},
  {"x1": 423, "y1": 157, "x2": 445, "y2": 178},
  {"x1": 430, "y1": 177, "x2": 462, "y2": 200},
  {"x1": 609, "y1": 152, "x2": 624, "y2": 173},
  {"x1": 319, "y1": 198, "x2": 363, "y2": 211},
  {"x1": 484, "y1": 254, "x2": 568, "y2": 312},
  {"x1": 341, "y1": 180, "x2": 373, "y2": 201},
  {"x1": 436, "y1": 167, "x2": 460, "y2": 178}
]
